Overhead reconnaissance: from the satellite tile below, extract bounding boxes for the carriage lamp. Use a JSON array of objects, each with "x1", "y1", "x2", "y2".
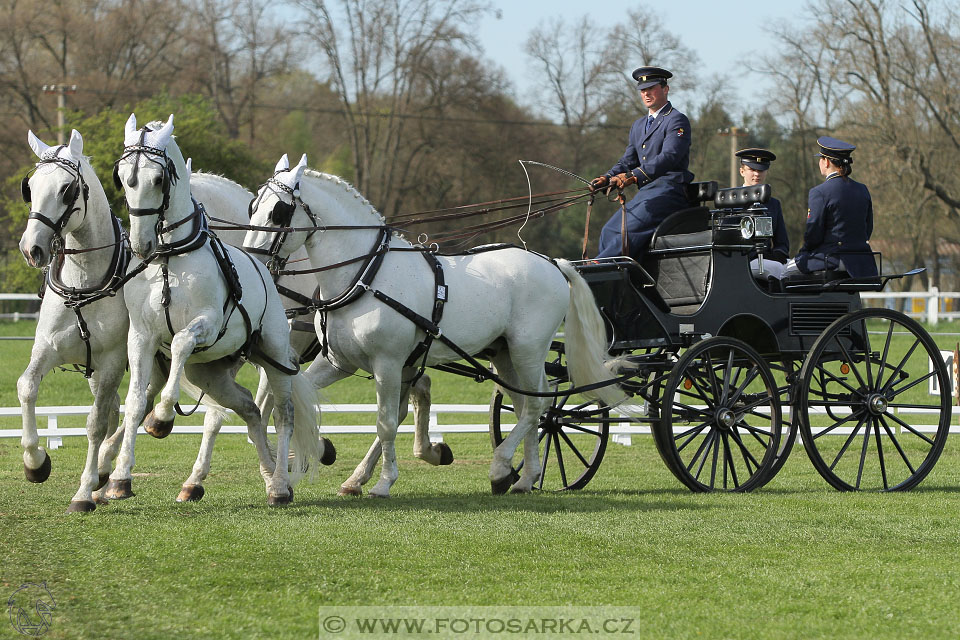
[
  {"x1": 739, "y1": 216, "x2": 755, "y2": 239},
  {"x1": 740, "y1": 216, "x2": 774, "y2": 239}
]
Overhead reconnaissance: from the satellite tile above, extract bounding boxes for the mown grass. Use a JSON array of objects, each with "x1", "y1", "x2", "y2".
[{"x1": 2, "y1": 319, "x2": 960, "y2": 639}]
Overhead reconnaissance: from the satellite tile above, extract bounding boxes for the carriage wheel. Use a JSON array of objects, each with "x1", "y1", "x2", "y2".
[
  {"x1": 797, "y1": 308, "x2": 950, "y2": 491},
  {"x1": 656, "y1": 337, "x2": 782, "y2": 492},
  {"x1": 489, "y1": 344, "x2": 610, "y2": 491}
]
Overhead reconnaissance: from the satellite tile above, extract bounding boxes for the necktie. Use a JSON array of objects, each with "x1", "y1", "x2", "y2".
[{"x1": 645, "y1": 115, "x2": 655, "y2": 132}]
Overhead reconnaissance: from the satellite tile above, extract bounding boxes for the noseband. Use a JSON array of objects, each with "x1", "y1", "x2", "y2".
[{"x1": 21, "y1": 151, "x2": 89, "y2": 253}]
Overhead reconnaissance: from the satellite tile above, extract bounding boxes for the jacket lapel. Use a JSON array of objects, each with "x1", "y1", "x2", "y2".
[{"x1": 640, "y1": 102, "x2": 673, "y2": 144}]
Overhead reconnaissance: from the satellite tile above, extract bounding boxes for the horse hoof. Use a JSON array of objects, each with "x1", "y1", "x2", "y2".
[
  {"x1": 436, "y1": 442, "x2": 454, "y2": 466},
  {"x1": 267, "y1": 491, "x2": 292, "y2": 507},
  {"x1": 96, "y1": 473, "x2": 110, "y2": 490},
  {"x1": 509, "y1": 485, "x2": 532, "y2": 494},
  {"x1": 320, "y1": 437, "x2": 337, "y2": 466},
  {"x1": 24, "y1": 451, "x2": 52, "y2": 483},
  {"x1": 491, "y1": 476, "x2": 512, "y2": 495},
  {"x1": 338, "y1": 485, "x2": 362, "y2": 497},
  {"x1": 143, "y1": 411, "x2": 174, "y2": 438},
  {"x1": 94, "y1": 493, "x2": 109, "y2": 505},
  {"x1": 104, "y1": 479, "x2": 135, "y2": 500},
  {"x1": 66, "y1": 500, "x2": 96, "y2": 513},
  {"x1": 176, "y1": 485, "x2": 205, "y2": 503}
]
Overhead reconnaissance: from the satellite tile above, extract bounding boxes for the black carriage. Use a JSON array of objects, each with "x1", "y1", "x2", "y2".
[{"x1": 490, "y1": 181, "x2": 951, "y2": 492}]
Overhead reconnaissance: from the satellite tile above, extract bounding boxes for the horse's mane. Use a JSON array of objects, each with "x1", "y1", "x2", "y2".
[{"x1": 301, "y1": 169, "x2": 385, "y2": 225}]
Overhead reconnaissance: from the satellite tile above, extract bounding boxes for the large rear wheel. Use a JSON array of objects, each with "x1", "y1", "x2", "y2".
[{"x1": 797, "y1": 308, "x2": 950, "y2": 491}]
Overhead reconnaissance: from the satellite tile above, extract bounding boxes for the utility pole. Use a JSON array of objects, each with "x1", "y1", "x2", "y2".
[
  {"x1": 42, "y1": 84, "x2": 77, "y2": 145},
  {"x1": 718, "y1": 126, "x2": 748, "y2": 187}
]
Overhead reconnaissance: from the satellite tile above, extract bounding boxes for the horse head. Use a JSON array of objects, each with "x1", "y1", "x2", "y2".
[
  {"x1": 243, "y1": 153, "x2": 312, "y2": 265},
  {"x1": 19, "y1": 129, "x2": 90, "y2": 268},
  {"x1": 115, "y1": 113, "x2": 189, "y2": 258}
]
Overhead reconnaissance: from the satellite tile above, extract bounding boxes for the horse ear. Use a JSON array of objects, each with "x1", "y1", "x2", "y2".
[
  {"x1": 27, "y1": 130, "x2": 51, "y2": 159},
  {"x1": 184, "y1": 158, "x2": 193, "y2": 183},
  {"x1": 154, "y1": 114, "x2": 175, "y2": 148},
  {"x1": 274, "y1": 154, "x2": 290, "y2": 173},
  {"x1": 20, "y1": 175, "x2": 31, "y2": 203},
  {"x1": 124, "y1": 113, "x2": 139, "y2": 146},
  {"x1": 68, "y1": 129, "x2": 83, "y2": 157},
  {"x1": 292, "y1": 154, "x2": 308, "y2": 187}
]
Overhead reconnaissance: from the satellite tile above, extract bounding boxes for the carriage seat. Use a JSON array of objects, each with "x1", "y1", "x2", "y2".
[
  {"x1": 684, "y1": 181, "x2": 719, "y2": 206},
  {"x1": 782, "y1": 269, "x2": 884, "y2": 292},
  {"x1": 644, "y1": 207, "x2": 713, "y2": 313}
]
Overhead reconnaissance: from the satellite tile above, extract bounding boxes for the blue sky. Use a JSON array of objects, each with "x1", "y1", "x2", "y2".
[{"x1": 477, "y1": 0, "x2": 806, "y2": 115}]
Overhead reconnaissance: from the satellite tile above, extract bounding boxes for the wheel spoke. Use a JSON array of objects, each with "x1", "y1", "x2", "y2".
[
  {"x1": 669, "y1": 400, "x2": 714, "y2": 420},
  {"x1": 723, "y1": 433, "x2": 741, "y2": 489},
  {"x1": 709, "y1": 428, "x2": 721, "y2": 486},
  {"x1": 553, "y1": 433, "x2": 568, "y2": 488},
  {"x1": 688, "y1": 429, "x2": 716, "y2": 476},
  {"x1": 703, "y1": 351, "x2": 720, "y2": 401},
  {"x1": 813, "y1": 410, "x2": 864, "y2": 440},
  {"x1": 878, "y1": 416, "x2": 916, "y2": 474},
  {"x1": 855, "y1": 414, "x2": 872, "y2": 489},
  {"x1": 559, "y1": 430, "x2": 590, "y2": 468},
  {"x1": 684, "y1": 370, "x2": 718, "y2": 408},
  {"x1": 835, "y1": 337, "x2": 871, "y2": 393},
  {"x1": 538, "y1": 431, "x2": 552, "y2": 490},
  {"x1": 880, "y1": 337, "x2": 921, "y2": 395},
  {"x1": 676, "y1": 422, "x2": 711, "y2": 452},
  {"x1": 886, "y1": 370, "x2": 937, "y2": 399},
  {"x1": 721, "y1": 349, "x2": 736, "y2": 405},
  {"x1": 828, "y1": 415, "x2": 867, "y2": 471},
  {"x1": 873, "y1": 417, "x2": 888, "y2": 490},
  {"x1": 728, "y1": 367, "x2": 761, "y2": 407},
  {"x1": 811, "y1": 363, "x2": 867, "y2": 398},
  {"x1": 878, "y1": 321, "x2": 894, "y2": 384},
  {"x1": 860, "y1": 318, "x2": 874, "y2": 388},
  {"x1": 729, "y1": 427, "x2": 760, "y2": 473},
  {"x1": 882, "y1": 410, "x2": 937, "y2": 447},
  {"x1": 562, "y1": 423, "x2": 603, "y2": 437}
]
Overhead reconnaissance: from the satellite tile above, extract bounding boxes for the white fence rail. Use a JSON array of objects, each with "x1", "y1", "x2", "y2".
[{"x1": 1, "y1": 403, "x2": 956, "y2": 451}]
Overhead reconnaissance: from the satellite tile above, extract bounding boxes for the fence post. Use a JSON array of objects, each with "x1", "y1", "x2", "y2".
[
  {"x1": 428, "y1": 407, "x2": 442, "y2": 443},
  {"x1": 928, "y1": 286, "x2": 940, "y2": 326},
  {"x1": 46, "y1": 414, "x2": 62, "y2": 450}
]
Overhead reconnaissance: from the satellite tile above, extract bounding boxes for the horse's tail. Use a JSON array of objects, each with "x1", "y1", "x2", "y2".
[
  {"x1": 555, "y1": 259, "x2": 642, "y2": 417},
  {"x1": 287, "y1": 371, "x2": 323, "y2": 485}
]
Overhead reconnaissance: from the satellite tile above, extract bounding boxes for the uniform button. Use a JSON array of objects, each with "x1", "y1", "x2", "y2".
[
  {"x1": 642, "y1": 144, "x2": 646, "y2": 149},
  {"x1": 642, "y1": 156, "x2": 646, "y2": 160}
]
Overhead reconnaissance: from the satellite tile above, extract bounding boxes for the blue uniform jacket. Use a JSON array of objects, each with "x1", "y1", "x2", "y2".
[
  {"x1": 795, "y1": 174, "x2": 876, "y2": 277},
  {"x1": 605, "y1": 101, "x2": 694, "y2": 188},
  {"x1": 767, "y1": 197, "x2": 789, "y2": 262},
  {"x1": 596, "y1": 102, "x2": 694, "y2": 258}
]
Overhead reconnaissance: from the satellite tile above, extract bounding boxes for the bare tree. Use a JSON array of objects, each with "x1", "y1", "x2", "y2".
[{"x1": 291, "y1": 0, "x2": 492, "y2": 215}]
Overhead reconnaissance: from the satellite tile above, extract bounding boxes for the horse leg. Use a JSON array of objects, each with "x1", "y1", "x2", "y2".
[
  {"x1": 68, "y1": 358, "x2": 125, "y2": 512},
  {"x1": 488, "y1": 353, "x2": 547, "y2": 494},
  {"x1": 97, "y1": 364, "x2": 163, "y2": 489},
  {"x1": 17, "y1": 345, "x2": 57, "y2": 484},
  {"x1": 175, "y1": 403, "x2": 226, "y2": 503},
  {"x1": 183, "y1": 360, "x2": 277, "y2": 498},
  {"x1": 409, "y1": 375, "x2": 452, "y2": 466},
  {"x1": 367, "y1": 367, "x2": 403, "y2": 498},
  {"x1": 106, "y1": 333, "x2": 159, "y2": 500}
]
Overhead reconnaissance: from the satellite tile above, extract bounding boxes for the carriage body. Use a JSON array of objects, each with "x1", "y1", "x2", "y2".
[{"x1": 492, "y1": 182, "x2": 951, "y2": 494}]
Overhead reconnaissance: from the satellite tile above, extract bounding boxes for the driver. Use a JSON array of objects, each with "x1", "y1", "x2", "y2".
[
  {"x1": 590, "y1": 66, "x2": 694, "y2": 260},
  {"x1": 735, "y1": 148, "x2": 789, "y2": 280},
  {"x1": 781, "y1": 136, "x2": 877, "y2": 279}
]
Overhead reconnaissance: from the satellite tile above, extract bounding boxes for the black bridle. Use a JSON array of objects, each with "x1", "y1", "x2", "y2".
[
  {"x1": 113, "y1": 127, "x2": 179, "y2": 223},
  {"x1": 245, "y1": 173, "x2": 322, "y2": 273},
  {"x1": 21, "y1": 150, "x2": 90, "y2": 256}
]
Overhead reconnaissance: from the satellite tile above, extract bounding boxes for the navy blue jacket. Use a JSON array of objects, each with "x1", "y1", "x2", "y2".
[
  {"x1": 595, "y1": 102, "x2": 694, "y2": 258},
  {"x1": 605, "y1": 102, "x2": 694, "y2": 188},
  {"x1": 767, "y1": 197, "x2": 789, "y2": 262},
  {"x1": 795, "y1": 173, "x2": 876, "y2": 277}
]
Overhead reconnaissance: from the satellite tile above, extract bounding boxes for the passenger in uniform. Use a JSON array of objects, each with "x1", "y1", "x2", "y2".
[
  {"x1": 735, "y1": 148, "x2": 789, "y2": 279},
  {"x1": 781, "y1": 137, "x2": 877, "y2": 279},
  {"x1": 590, "y1": 66, "x2": 694, "y2": 260}
]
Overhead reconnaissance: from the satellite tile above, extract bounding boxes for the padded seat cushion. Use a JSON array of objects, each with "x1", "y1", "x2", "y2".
[{"x1": 650, "y1": 231, "x2": 712, "y2": 308}]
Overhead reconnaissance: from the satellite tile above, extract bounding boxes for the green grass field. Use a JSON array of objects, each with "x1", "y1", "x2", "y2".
[{"x1": 2, "y1": 320, "x2": 960, "y2": 639}]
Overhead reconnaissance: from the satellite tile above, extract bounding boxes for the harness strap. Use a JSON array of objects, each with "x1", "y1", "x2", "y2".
[
  {"x1": 619, "y1": 192, "x2": 629, "y2": 257},
  {"x1": 369, "y1": 287, "x2": 632, "y2": 399},
  {"x1": 582, "y1": 194, "x2": 595, "y2": 260},
  {"x1": 402, "y1": 251, "x2": 448, "y2": 382}
]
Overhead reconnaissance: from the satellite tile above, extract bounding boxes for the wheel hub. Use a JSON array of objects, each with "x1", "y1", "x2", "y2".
[
  {"x1": 540, "y1": 410, "x2": 561, "y2": 434},
  {"x1": 867, "y1": 393, "x2": 888, "y2": 416},
  {"x1": 716, "y1": 408, "x2": 737, "y2": 431}
]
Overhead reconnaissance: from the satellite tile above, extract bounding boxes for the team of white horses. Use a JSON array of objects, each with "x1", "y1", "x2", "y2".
[{"x1": 16, "y1": 113, "x2": 627, "y2": 512}]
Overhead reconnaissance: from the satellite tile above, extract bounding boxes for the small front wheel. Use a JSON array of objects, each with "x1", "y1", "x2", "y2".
[{"x1": 655, "y1": 336, "x2": 782, "y2": 492}]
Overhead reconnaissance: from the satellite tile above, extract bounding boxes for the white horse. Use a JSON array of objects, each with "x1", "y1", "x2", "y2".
[
  {"x1": 17, "y1": 129, "x2": 131, "y2": 512},
  {"x1": 244, "y1": 155, "x2": 629, "y2": 497},
  {"x1": 114, "y1": 113, "x2": 323, "y2": 505}
]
